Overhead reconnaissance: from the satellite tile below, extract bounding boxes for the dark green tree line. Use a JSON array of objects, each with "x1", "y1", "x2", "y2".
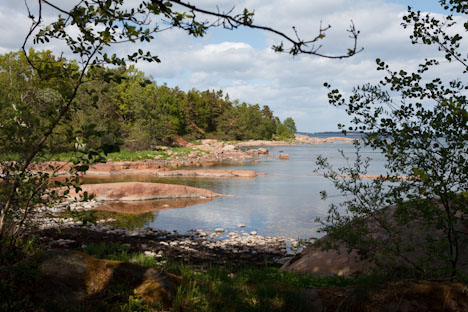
[{"x1": 1, "y1": 50, "x2": 296, "y2": 153}]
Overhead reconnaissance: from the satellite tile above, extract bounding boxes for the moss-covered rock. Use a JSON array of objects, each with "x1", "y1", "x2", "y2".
[{"x1": 36, "y1": 249, "x2": 180, "y2": 310}]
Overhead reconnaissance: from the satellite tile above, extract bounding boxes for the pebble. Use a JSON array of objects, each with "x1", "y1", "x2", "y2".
[
  {"x1": 37, "y1": 200, "x2": 300, "y2": 258},
  {"x1": 144, "y1": 251, "x2": 156, "y2": 257}
]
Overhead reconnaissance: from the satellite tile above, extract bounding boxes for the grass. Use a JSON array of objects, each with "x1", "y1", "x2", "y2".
[
  {"x1": 25, "y1": 147, "x2": 210, "y2": 162},
  {"x1": 83, "y1": 242, "x2": 158, "y2": 267},
  {"x1": 80, "y1": 242, "x2": 371, "y2": 312},
  {"x1": 2, "y1": 241, "x2": 412, "y2": 312}
]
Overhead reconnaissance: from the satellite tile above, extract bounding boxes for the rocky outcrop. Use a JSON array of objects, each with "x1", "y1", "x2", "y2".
[
  {"x1": 281, "y1": 247, "x2": 373, "y2": 276},
  {"x1": 319, "y1": 280, "x2": 468, "y2": 312},
  {"x1": 282, "y1": 204, "x2": 468, "y2": 277},
  {"x1": 278, "y1": 154, "x2": 290, "y2": 160},
  {"x1": 153, "y1": 169, "x2": 258, "y2": 178},
  {"x1": 36, "y1": 249, "x2": 180, "y2": 307},
  {"x1": 294, "y1": 134, "x2": 355, "y2": 144},
  {"x1": 68, "y1": 182, "x2": 222, "y2": 201}
]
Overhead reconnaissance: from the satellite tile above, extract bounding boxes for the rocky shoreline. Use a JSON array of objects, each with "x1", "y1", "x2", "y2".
[
  {"x1": 37, "y1": 200, "x2": 303, "y2": 268},
  {"x1": 30, "y1": 135, "x2": 353, "y2": 176},
  {"x1": 32, "y1": 135, "x2": 351, "y2": 268}
]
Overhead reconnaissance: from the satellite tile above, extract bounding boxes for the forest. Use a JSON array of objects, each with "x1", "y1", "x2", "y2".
[{"x1": 0, "y1": 50, "x2": 296, "y2": 156}]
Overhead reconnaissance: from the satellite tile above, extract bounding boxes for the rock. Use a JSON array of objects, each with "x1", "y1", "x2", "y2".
[
  {"x1": 36, "y1": 250, "x2": 180, "y2": 307},
  {"x1": 154, "y1": 169, "x2": 257, "y2": 178},
  {"x1": 281, "y1": 246, "x2": 373, "y2": 276},
  {"x1": 278, "y1": 154, "x2": 289, "y2": 160},
  {"x1": 144, "y1": 251, "x2": 156, "y2": 257},
  {"x1": 67, "y1": 182, "x2": 222, "y2": 201},
  {"x1": 250, "y1": 231, "x2": 257, "y2": 235},
  {"x1": 237, "y1": 224, "x2": 246, "y2": 228},
  {"x1": 318, "y1": 280, "x2": 468, "y2": 312},
  {"x1": 222, "y1": 144, "x2": 236, "y2": 151},
  {"x1": 214, "y1": 228, "x2": 225, "y2": 233}
]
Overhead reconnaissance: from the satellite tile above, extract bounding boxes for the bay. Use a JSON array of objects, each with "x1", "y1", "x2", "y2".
[{"x1": 86, "y1": 139, "x2": 386, "y2": 240}]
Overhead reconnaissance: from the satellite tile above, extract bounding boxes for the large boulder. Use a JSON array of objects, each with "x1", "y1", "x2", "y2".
[
  {"x1": 36, "y1": 250, "x2": 180, "y2": 308},
  {"x1": 282, "y1": 204, "x2": 468, "y2": 277},
  {"x1": 69, "y1": 182, "x2": 222, "y2": 201},
  {"x1": 282, "y1": 247, "x2": 373, "y2": 276}
]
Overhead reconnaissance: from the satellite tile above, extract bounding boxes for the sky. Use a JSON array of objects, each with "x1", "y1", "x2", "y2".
[{"x1": 0, "y1": 0, "x2": 465, "y2": 132}]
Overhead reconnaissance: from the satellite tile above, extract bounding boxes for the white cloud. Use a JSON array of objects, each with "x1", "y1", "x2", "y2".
[{"x1": 1, "y1": 0, "x2": 463, "y2": 132}]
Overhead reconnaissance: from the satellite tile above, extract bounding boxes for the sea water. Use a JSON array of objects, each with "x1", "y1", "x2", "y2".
[{"x1": 85, "y1": 140, "x2": 386, "y2": 240}]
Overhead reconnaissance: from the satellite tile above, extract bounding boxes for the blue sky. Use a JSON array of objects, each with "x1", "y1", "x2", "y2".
[
  {"x1": 1, "y1": 0, "x2": 464, "y2": 132},
  {"x1": 205, "y1": 1, "x2": 447, "y2": 50}
]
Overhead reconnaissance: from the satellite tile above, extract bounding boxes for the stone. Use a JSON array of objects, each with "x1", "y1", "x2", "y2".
[
  {"x1": 222, "y1": 144, "x2": 236, "y2": 151},
  {"x1": 278, "y1": 153, "x2": 290, "y2": 160},
  {"x1": 67, "y1": 182, "x2": 222, "y2": 201},
  {"x1": 144, "y1": 251, "x2": 156, "y2": 257},
  {"x1": 36, "y1": 250, "x2": 180, "y2": 307}
]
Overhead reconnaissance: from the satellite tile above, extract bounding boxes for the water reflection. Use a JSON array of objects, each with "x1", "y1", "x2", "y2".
[
  {"x1": 75, "y1": 144, "x2": 385, "y2": 239},
  {"x1": 96, "y1": 197, "x2": 214, "y2": 214},
  {"x1": 95, "y1": 210, "x2": 157, "y2": 230}
]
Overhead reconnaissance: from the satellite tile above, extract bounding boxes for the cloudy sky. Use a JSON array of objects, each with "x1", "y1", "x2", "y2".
[{"x1": 0, "y1": 0, "x2": 463, "y2": 132}]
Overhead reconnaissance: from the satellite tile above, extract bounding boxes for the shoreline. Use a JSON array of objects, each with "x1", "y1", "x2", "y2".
[
  {"x1": 29, "y1": 135, "x2": 353, "y2": 268},
  {"x1": 29, "y1": 135, "x2": 355, "y2": 175},
  {"x1": 36, "y1": 199, "x2": 301, "y2": 268}
]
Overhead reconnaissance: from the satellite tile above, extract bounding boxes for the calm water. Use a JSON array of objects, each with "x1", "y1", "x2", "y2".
[{"x1": 87, "y1": 142, "x2": 386, "y2": 239}]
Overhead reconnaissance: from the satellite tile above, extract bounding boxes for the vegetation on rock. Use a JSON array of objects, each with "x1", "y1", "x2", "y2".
[{"x1": 317, "y1": 0, "x2": 468, "y2": 280}]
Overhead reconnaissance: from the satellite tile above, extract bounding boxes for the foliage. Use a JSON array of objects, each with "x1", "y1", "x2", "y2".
[
  {"x1": 83, "y1": 242, "x2": 158, "y2": 266},
  {"x1": 81, "y1": 242, "x2": 365, "y2": 311},
  {"x1": 120, "y1": 292, "x2": 162, "y2": 312},
  {"x1": 283, "y1": 117, "x2": 297, "y2": 134},
  {"x1": 318, "y1": 0, "x2": 468, "y2": 279},
  {"x1": 1, "y1": 53, "x2": 295, "y2": 152},
  {"x1": 3, "y1": 0, "x2": 332, "y2": 257},
  {"x1": 275, "y1": 117, "x2": 296, "y2": 140}
]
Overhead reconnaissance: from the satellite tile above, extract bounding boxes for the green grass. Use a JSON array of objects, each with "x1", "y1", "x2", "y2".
[
  {"x1": 81, "y1": 242, "x2": 367, "y2": 312},
  {"x1": 2, "y1": 242, "x2": 401, "y2": 312},
  {"x1": 164, "y1": 262, "x2": 355, "y2": 312},
  {"x1": 83, "y1": 242, "x2": 158, "y2": 267},
  {"x1": 25, "y1": 147, "x2": 209, "y2": 162}
]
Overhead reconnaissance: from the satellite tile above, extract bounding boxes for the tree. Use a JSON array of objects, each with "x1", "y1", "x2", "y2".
[
  {"x1": 0, "y1": 0, "x2": 361, "y2": 257},
  {"x1": 283, "y1": 117, "x2": 297, "y2": 134},
  {"x1": 317, "y1": 0, "x2": 468, "y2": 279}
]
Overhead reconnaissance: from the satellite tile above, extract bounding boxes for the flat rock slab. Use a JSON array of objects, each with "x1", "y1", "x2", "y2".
[
  {"x1": 69, "y1": 182, "x2": 222, "y2": 201},
  {"x1": 97, "y1": 197, "x2": 214, "y2": 214},
  {"x1": 36, "y1": 249, "x2": 180, "y2": 308},
  {"x1": 153, "y1": 169, "x2": 258, "y2": 178}
]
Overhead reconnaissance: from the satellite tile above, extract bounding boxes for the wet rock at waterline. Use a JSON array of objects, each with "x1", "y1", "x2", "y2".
[
  {"x1": 67, "y1": 182, "x2": 223, "y2": 201},
  {"x1": 153, "y1": 169, "x2": 259, "y2": 178}
]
